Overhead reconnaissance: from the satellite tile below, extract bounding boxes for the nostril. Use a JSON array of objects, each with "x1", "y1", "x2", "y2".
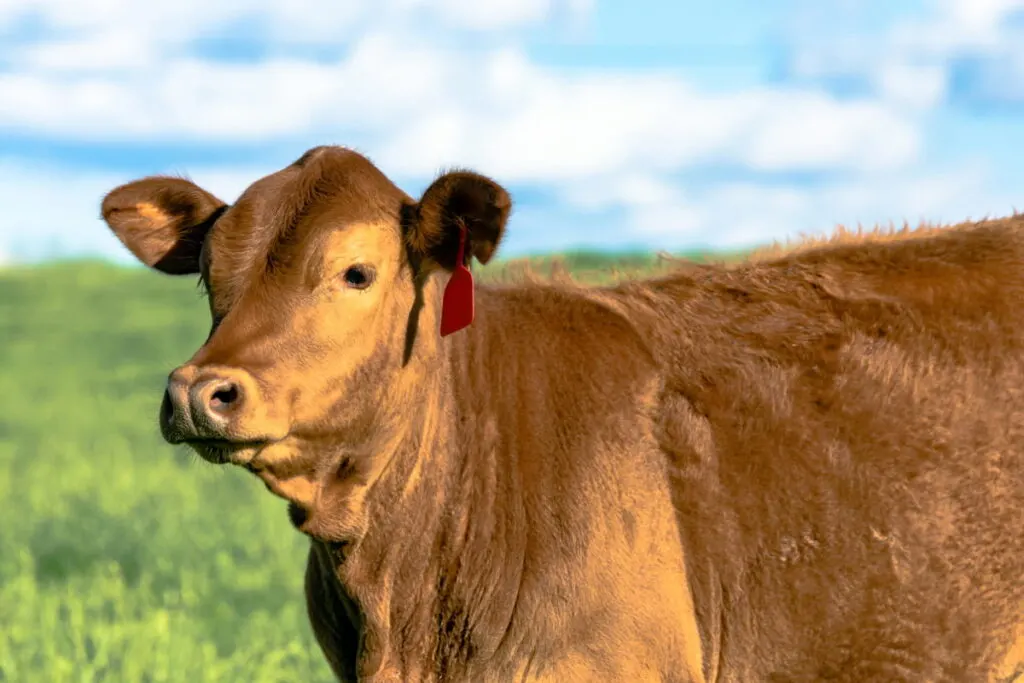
[
  {"x1": 190, "y1": 374, "x2": 247, "y2": 429},
  {"x1": 157, "y1": 387, "x2": 178, "y2": 440},
  {"x1": 159, "y1": 388, "x2": 175, "y2": 431},
  {"x1": 208, "y1": 383, "x2": 239, "y2": 414}
]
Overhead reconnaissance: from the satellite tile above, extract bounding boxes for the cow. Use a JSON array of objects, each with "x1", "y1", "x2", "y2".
[{"x1": 99, "y1": 145, "x2": 1024, "y2": 682}]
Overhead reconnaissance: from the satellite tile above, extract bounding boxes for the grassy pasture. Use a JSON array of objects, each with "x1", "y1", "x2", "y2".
[{"x1": 0, "y1": 250, "x2": 739, "y2": 682}]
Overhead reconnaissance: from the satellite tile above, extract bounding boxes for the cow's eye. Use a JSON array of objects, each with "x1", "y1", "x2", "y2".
[{"x1": 342, "y1": 265, "x2": 374, "y2": 290}]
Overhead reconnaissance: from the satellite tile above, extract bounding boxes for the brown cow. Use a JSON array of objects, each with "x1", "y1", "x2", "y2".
[{"x1": 99, "y1": 145, "x2": 1024, "y2": 682}]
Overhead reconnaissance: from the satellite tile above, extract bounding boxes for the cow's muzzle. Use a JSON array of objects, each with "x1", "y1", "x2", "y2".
[{"x1": 159, "y1": 364, "x2": 275, "y2": 464}]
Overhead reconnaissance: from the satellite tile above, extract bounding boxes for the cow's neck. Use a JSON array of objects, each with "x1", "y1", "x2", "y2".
[{"x1": 320, "y1": 314, "x2": 527, "y2": 680}]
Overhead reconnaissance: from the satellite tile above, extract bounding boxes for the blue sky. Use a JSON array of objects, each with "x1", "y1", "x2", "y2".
[{"x1": 3, "y1": 0, "x2": 1024, "y2": 265}]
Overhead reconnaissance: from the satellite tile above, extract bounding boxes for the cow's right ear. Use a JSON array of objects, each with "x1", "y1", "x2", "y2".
[
  {"x1": 100, "y1": 176, "x2": 227, "y2": 275},
  {"x1": 404, "y1": 170, "x2": 512, "y2": 272}
]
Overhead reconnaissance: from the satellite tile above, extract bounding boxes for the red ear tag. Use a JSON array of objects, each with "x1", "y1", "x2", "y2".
[{"x1": 440, "y1": 224, "x2": 475, "y2": 337}]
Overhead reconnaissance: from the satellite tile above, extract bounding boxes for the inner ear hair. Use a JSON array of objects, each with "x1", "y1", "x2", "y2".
[
  {"x1": 407, "y1": 170, "x2": 512, "y2": 272},
  {"x1": 100, "y1": 176, "x2": 227, "y2": 275}
]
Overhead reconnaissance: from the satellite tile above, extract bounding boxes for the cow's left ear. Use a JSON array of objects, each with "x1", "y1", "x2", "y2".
[{"x1": 405, "y1": 170, "x2": 512, "y2": 270}]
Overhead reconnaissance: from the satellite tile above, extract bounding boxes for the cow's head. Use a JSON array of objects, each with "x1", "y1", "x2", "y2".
[{"x1": 100, "y1": 146, "x2": 511, "y2": 536}]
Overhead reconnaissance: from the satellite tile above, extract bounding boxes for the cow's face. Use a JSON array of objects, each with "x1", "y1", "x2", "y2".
[{"x1": 100, "y1": 146, "x2": 510, "y2": 523}]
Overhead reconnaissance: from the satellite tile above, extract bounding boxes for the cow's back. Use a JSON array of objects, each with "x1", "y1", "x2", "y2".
[{"x1": 606, "y1": 217, "x2": 1024, "y2": 681}]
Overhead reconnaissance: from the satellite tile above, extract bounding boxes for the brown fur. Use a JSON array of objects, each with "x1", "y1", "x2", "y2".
[{"x1": 100, "y1": 146, "x2": 1024, "y2": 682}]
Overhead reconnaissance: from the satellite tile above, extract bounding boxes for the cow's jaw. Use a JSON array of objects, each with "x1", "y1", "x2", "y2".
[
  {"x1": 249, "y1": 464, "x2": 318, "y2": 506},
  {"x1": 228, "y1": 437, "x2": 368, "y2": 544},
  {"x1": 239, "y1": 438, "x2": 321, "y2": 504}
]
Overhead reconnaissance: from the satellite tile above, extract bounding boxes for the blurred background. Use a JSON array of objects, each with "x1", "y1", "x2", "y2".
[{"x1": 3, "y1": 0, "x2": 1024, "y2": 680}]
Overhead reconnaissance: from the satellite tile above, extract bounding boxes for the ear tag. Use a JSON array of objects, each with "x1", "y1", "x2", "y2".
[{"x1": 440, "y1": 224, "x2": 474, "y2": 337}]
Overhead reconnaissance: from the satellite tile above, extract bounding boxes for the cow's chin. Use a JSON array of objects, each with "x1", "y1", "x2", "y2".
[
  {"x1": 242, "y1": 442, "x2": 367, "y2": 545},
  {"x1": 238, "y1": 440, "x2": 321, "y2": 504},
  {"x1": 184, "y1": 438, "x2": 269, "y2": 466}
]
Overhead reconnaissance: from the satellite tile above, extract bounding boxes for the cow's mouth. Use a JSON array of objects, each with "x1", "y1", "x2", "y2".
[{"x1": 183, "y1": 438, "x2": 268, "y2": 465}]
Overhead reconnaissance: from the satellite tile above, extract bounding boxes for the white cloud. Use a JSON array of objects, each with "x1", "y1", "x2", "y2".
[
  {"x1": 0, "y1": 33, "x2": 921, "y2": 184},
  {"x1": 937, "y1": 0, "x2": 1024, "y2": 42},
  {"x1": 15, "y1": 32, "x2": 159, "y2": 73},
  {"x1": 0, "y1": 0, "x2": 582, "y2": 50},
  {"x1": 874, "y1": 61, "x2": 948, "y2": 109},
  {"x1": 787, "y1": 0, "x2": 1024, "y2": 109},
  {"x1": 396, "y1": 0, "x2": 553, "y2": 30},
  {"x1": 562, "y1": 173, "x2": 681, "y2": 212},
  {"x1": 550, "y1": 153, "x2": 1020, "y2": 252},
  {"x1": 379, "y1": 50, "x2": 920, "y2": 181},
  {"x1": 736, "y1": 90, "x2": 920, "y2": 171},
  {"x1": 0, "y1": 33, "x2": 453, "y2": 139},
  {"x1": 597, "y1": 162, "x2": 1017, "y2": 251},
  {"x1": 1, "y1": 0, "x2": 262, "y2": 47}
]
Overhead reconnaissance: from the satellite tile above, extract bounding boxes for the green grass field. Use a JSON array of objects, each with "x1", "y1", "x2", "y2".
[{"x1": 0, "y1": 251, "x2": 730, "y2": 682}]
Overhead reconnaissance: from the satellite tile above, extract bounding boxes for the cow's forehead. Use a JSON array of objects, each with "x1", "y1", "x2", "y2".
[{"x1": 202, "y1": 147, "x2": 411, "y2": 296}]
